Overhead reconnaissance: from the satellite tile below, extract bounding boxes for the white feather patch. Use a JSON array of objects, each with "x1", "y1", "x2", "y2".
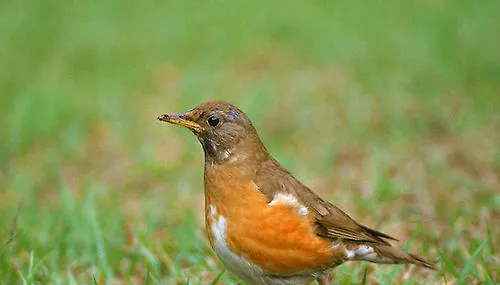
[
  {"x1": 209, "y1": 204, "x2": 217, "y2": 217},
  {"x1": 345, "y1": 245, "x2": 392, "y2": 262},
  {"x1": 268, "y1": 193, "x2": 309, "y2": 216}
]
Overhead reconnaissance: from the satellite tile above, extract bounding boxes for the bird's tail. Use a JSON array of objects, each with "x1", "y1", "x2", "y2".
[{"x1": 375, "y1": 245, "x2": 438, "y2": 270}]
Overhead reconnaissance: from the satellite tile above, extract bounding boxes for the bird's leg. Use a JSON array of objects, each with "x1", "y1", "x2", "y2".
[{"x1": 316, "y1": 272, "x2": 333, "y2": 285}]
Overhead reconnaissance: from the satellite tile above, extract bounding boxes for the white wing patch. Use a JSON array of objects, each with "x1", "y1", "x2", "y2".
[
  {"x1": 345, "y1": 245, "x2": 393, "y2": 263},
  {"x1": 268, "y1": 193, "x2": 309, "y2": 216}
]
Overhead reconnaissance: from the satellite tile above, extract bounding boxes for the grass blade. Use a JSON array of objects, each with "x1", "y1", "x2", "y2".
[
  {"x1": 0, "y1": 201, "x2": 23, "y2": 258},
  {"x1": 361, "y1": 267, "x2": 368, "y2": 285},
  {"x1": 92, "y1": 275, "x2": 98, "y2": 285},
  {"x1": 209, "y1": 269, "x2": 225, "y2": 285},
  {"x1": 458, "y1": 241, "x2": 486, "y2": 284}
]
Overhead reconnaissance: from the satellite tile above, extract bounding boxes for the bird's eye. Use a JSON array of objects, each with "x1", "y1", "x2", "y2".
[{"x1": 207, "y1": 116, "x2": 220, "y2": 127}]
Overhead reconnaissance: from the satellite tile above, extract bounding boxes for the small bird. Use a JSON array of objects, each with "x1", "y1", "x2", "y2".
[{"x1": 158, "y1": 101, "x2": 436, "y2": 285}]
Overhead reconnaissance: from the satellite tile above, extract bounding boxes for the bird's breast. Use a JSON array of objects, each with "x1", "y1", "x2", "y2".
[{"x1": 204, "y1": 165, "x2": 339, "y2": 278}]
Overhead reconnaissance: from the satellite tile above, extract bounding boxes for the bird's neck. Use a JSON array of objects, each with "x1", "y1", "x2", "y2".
[{"x1": 203, "y1": 138, "x2": 269, "y2": 171}]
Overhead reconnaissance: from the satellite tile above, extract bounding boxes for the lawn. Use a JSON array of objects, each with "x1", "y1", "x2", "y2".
[{"x1": 0, "y1": 0, "x2": 499, "y2": 284}]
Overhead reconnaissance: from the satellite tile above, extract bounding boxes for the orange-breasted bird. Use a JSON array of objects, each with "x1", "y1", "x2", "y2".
[{"x1": 158, "y1": 101, "x2": 436, "y2": 285}]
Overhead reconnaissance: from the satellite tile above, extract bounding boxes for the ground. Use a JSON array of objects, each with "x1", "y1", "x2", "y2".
[{"x1": 0, "y1": 0, "x2": 499, "y2": 284}]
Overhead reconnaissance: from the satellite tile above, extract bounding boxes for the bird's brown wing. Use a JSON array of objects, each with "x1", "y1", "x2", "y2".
[{"x1": 255, "y1": 158, "x2": 397, "y2": 245}]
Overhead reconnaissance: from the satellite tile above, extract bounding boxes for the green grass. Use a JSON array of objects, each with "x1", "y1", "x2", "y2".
[{"x1": 1, "y1": 0, "x2": 499, "y2": 284}]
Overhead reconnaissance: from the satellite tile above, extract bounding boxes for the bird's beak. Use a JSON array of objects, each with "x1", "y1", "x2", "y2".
[{"x1": 158, "y1": 112, "x2": 204, "y2": 132}]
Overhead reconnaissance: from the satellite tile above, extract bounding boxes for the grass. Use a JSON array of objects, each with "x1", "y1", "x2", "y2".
[{"x1": 0, "y1": 0, "x2": 499, "y2": 284}]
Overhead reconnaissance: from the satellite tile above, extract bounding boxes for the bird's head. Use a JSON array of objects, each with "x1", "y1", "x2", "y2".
[{"x1": 158, "y1": 101, "x2": 268, "y2": 166}]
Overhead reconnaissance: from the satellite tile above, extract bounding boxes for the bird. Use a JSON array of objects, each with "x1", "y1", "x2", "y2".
[{"x1": 158, "y1": 101, "x2": 436, "y2": 285}]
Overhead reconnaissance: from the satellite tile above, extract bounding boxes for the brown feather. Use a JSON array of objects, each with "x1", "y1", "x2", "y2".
[{"x1": 255, "y1": 157, "x2": 396, "y2": 246}]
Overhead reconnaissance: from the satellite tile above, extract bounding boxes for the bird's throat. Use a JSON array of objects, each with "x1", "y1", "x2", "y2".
[{"x1": 198, "y1": 136, "x2": 232, "y2": 166}]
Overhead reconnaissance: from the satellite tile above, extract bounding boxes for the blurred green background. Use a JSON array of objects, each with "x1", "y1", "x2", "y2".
[{"x1": 1, "y1": 0, "x2": 499, "y2": 284}]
